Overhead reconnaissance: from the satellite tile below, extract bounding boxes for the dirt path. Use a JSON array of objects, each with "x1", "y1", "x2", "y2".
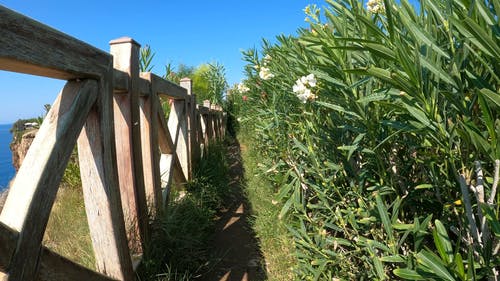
[{"x1": 202, "y1": 140, "x2": 267, "y2": 281}]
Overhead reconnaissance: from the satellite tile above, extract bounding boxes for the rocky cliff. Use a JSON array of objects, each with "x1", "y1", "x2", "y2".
[
  {"x1": 10, "y1": 129, "x2": 38, "y2": 171},
  {"x1": 0, "y1": 129, "x2": 37, "y2": 212}
]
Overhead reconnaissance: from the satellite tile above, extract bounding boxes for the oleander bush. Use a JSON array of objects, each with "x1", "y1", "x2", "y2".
[{"x1": 234, "y1": 0, "x2": 499, "y2": 279}]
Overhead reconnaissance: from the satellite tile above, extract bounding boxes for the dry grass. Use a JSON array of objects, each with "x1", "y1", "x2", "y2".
[{"x1": 43, "y1": 185, "x2": 95, "y2": 269}]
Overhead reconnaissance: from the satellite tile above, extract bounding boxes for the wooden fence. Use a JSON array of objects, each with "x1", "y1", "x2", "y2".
[{"x1": 0, "y1": 6, "x2": 226, "y2": 281}]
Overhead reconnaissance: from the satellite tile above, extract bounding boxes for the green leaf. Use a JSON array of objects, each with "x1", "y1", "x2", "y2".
[
  {"x1": 315, "y1": 101, "x2": 362, "y2": 119},
  {"x1": 419, "y1": 56, "x2": 457, "y2": 88},
  {"x1": 433, "y1": 220, "x2": 453, "y2": 264},
  {"x1": 479, "y1": 88, "x2": 500, "y2": 108},
  {"x1": 462, "y1": 18, "x2": 500, "y2": 58},
  {"x1": 380, "y1": 255, "x2": 405, "y2": 263},
  {"x1": 481, "y1": 203, "x2": 500, "y2": 237},
  {"x1": 310, "y1": 69, "x2": 347, "y2": 88},
  {"x1": 375, "y1": 193, "x2": 395, "y2": 245},
  {"x1": 404, "y1": 104, "x2": 433, "y2": 129},
  {"x1": 364, "y1": 42, "x2": 397, "y2": 61},
  {"x1": 393, "y1": 268, "x2": 426, "y2": 280},
  {"x1": 454, "y1": 253, "x2": 465, "y2": 280},
  {"x1": 416, "y1": 250, "x2": 455, "y2": 281},
  {"x1": 415, "y1": 184, "x2": 433, "y2": 189},
  {"x1": 399, "y1": 11, "x2": 450, "y2": 59}
]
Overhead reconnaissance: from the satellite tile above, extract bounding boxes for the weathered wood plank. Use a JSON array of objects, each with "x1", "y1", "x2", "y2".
[
  {"x1": 139, "y1": 95, "x2": 161, "y2": 214},
  {"x1": 180, "y1": 78, "x2": 194, "y2": 179},
  {"x1": 113, "y1": 70, "x2": 149, "y2": 96},
  {"x1": 78, "y1": 72, "x2": 134, "y2": 280},
  {"x1": 0, "y1": 222, "x2": 117, "y2": 281},
  {"x1": 151, "y1": 74, "x2": 188, "y2": 100},
  {"x1": 113, "y1": 69, "x2": 129, "y2": 93},
  {"x1": 159, "y1": 154, "x2": 173, "y2": 203},
  {"x1": 0, "y1": 222, "x2": 17, "y2": 272},
  {"x1": 110, "y1": 37, "x2": 148, "y2": 253},
  {"x1": 168, "y1": 100, "x2": 190, "y2": 181},
  {"x1": 139, "y1": 76, "x2": 150, "y2": 96},
  {"x1": 157, "y1": 109, "x2": 186, "y2": 187},
  {"x1": 0, "y1": 80, "x2": 98, "y2": 281},
  {"x1": 140, "y1": 73, "x2": 162, "y2": 213},
  {"x1": 0, "y1": 6, "x2": 110, "y2": 79}
]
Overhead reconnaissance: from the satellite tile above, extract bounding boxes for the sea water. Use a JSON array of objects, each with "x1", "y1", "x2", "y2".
[{"x1": 0, "y1": 124, "x2": 15, "y2": 191}]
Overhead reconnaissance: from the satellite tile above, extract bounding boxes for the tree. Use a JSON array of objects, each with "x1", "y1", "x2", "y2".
[{"x1": 203, "y1": 62, "x2": 228, "y2": 105}]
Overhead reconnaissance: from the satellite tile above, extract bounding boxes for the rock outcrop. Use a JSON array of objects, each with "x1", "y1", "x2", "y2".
[{"x1": 10, "y1": 129, "x2": 38, "y2": 171}]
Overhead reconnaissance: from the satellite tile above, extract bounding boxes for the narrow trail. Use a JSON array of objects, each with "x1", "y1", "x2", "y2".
[{"x1": 203, "y1": 140, "x2": 267, "y2": 281}]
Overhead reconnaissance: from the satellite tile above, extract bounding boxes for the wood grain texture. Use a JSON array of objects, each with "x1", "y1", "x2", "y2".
[
  {"x1": 168, "y1": 100, "x2": 190, "y2": 182},
  {"x1": 78, "y1": 102, "x2": 134, "y2": 280},
  {"x1": 180, "y1": 79, "x2": 194, "y2": 179},
  {"x1": 140, "y1": 73, "x2": 162, "y2": 213},
  {"x1": 158, "y1": 107, "x2": 186, "y2": 188},
  {"x1": 113, "y1": 69, "x2": 129, "y2": 93},
  {"x1": 139, "y1": 95, "x2": 161, "y2": 214},
  {"x1": 110, "y1": 39, "x2": 148, "y2": 253},
  {"x1": 0, "y1": 222, "x2": 17, "y2": 272},
  {"x1": 151, "y1": 74, "x2": 188, "y2": 100},
  {"x1": 0, "y1": 80, "x2": 98, "y2": 281},
  {"x1": 0, "y1": 223, "x2": 117, "y2": 281},
  {"x1": 0, "y1": 7, "x2": 110, "y2": 79}
]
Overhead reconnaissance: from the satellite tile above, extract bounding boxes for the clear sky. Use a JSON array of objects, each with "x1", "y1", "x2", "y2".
[{"x1": 0, "y1": 0, "x2": 324, "y2": 124}]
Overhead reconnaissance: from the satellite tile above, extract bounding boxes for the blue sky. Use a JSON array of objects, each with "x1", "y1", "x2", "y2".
[{"x1": 0, "y1": 0, "x2": 324, "y2": 124}]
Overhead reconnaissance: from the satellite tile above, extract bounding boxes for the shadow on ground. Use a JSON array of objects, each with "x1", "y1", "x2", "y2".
[{"x1": 202, "y1": 139, "x2": 267, "y2": 281}]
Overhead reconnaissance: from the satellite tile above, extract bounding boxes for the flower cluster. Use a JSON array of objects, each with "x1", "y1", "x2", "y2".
[
  {"x1": 255, "y1": 55, "x2": 275, "y2": 80},
  {"x1": 259, "y1": 67, "x2": 274, "y2": 80},
  {"x1": 237, "y1": 82, "x2": 249, "y2": 93},
  {"x1": 292, "y1": 74, "x2": 317, "y2": 103},
  {"x1": 366, "y1": 0, "x2": 385, "y2": 13}
]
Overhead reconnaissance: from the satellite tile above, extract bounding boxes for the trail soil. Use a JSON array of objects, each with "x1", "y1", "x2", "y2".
[{"x1": 203, "y1": 141, "x2": 267, "y2": 281}]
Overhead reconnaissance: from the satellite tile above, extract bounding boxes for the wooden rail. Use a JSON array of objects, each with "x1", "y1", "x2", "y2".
[{"x1": 0, "y1": 6, "x2": 226, "y2": 281}]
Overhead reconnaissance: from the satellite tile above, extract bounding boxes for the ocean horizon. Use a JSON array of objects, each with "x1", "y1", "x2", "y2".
[{"x1": 0, "y1": 123, "x2": 15, "y2": 191}]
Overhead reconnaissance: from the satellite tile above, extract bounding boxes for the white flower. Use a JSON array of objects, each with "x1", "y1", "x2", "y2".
[
  {"x1": 259, "y1": 67, "x2": 275, "y2": 80},
  {"x1": 367, "y1": 0, "x2": 385, "y2": 13},
  {"x1": 237, "y1": 82, "x2": 249, "y2": 93},
  {"x1": 305, "y1": 73, "x2": 317, "y2": 87},
  {"x1": 292, "y1": 73, "x2": 318, "y2": 103},
  {"x1": 293, "y1": 80, "x2": 307, "y2": 93}
]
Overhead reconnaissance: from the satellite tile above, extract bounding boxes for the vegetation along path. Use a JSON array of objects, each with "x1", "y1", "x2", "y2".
[{"x1": 204, "y1": 140, "x2": 267, "y2": 281}]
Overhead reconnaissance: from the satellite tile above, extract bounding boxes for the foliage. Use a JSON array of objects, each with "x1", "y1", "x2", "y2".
[
  {"x1": 137, "y1": 141, "x2": 229, "y2": 280},
  {"x1": 140, "y1": 45, "x2": 155, "y2": 72},
  {"x1": 139, "y1": 45, "x2": 228, "y2": 106},
  {"x1": 237, "y1": 0, "x2": 499, "y2": 279},
  {"x1": 164, "y1": 63, "x2": 195, "y2": 84},
  {"x1": 239, "y1": 131, "x2": 297, "y2": 280},
  {"x1": 203, "y1": 62, "x2": 228, "y2": 105}
]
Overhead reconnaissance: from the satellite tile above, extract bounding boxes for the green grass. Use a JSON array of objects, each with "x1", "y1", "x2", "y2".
[
  {"x1": 137, "y1": 141, "x2": 230, "y2": 280},
  {"x1": 43, "y1": 184, "x2": 95, "y2": 269},
  {"x1": 239, "y1": 132, "x2": 296, "y2": 281}
]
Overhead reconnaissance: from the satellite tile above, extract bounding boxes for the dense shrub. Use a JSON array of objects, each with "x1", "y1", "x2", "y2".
[{"x1": 235, "y1": 0, "x2": 499, "y2": 279}]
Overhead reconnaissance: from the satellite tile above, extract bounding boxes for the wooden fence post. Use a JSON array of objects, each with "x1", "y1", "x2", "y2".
[
  {"x1": 78, "y1": 77, "x2": 135, "y2": 280},
  {"x1": 0, "y1": 81, "x2": 98, "y2": 281},
  {"x1": 110, "y1": 37, "x2": 148, "y2": 255},
  {"x1": 139, "y1": 74, "x2": 162, "y2": 215},
  {"x1": 180, "y1": 78, "x2": 194, "y2": 178}
]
